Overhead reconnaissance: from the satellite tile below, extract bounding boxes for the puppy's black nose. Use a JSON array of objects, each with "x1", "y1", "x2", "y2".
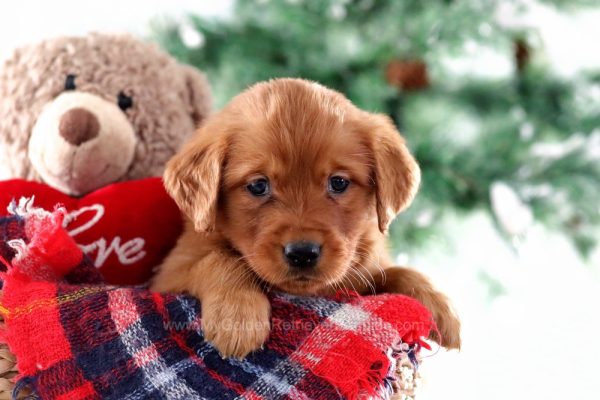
[{"x1": 284, "y1": 241, "x2": 321, "y2": 269}]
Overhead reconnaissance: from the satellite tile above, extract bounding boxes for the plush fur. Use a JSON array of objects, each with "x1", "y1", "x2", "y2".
[
  {"x1": 152, "y1": 78, "x2": 460, "y2": 358},
  {"x1": 0, "y1": 33, "x2": 211, "y2": 195}
]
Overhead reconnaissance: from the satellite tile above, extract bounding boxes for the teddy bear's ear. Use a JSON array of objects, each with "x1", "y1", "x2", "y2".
[
  {"x1": 180, "y1": 65, "x2": 212, "y2": 127},
  {"x1": 0, "y1": 45, "x2": 38, "y2": 181}
]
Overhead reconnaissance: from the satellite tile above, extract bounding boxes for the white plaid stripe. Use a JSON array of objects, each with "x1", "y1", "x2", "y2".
[
  {"x1": 238, "y1": 358, "x2": 307, "y2": 399},
  {"x1": 329, "y1": 303, "x2": 371, "y2": 330},
  {"x1": 120, "y1": 358, "x2": 201, "y2": 400}
]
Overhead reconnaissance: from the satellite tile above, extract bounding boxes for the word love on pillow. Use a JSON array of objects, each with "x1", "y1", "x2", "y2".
[{"x1": 0, "y1": 178, "x2": 182, "y2": 284}]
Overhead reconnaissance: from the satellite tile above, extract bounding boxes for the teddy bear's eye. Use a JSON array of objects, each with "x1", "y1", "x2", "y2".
[
  {"x1": 64, "y1": 74, "x2": 77, "y2": 91},
  {"x1": 117, "y1": 92, "x2": 133, "y2": 111}
]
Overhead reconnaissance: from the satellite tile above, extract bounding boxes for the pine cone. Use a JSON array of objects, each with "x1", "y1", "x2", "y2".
[
  {"x1": 514, "y1": 38, "x2": 530, "y2": 72},
  {"x1": 385, "y1": 59, "x2": 430, "y2": 91}
]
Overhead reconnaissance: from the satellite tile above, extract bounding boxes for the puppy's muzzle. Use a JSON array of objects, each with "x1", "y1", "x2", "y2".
[{"x1": 283, "y1": 241, "x2": 321, "y2": 269}]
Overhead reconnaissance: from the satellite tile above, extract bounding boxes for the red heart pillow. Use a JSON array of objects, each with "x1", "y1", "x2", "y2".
[{"x1": 0, "y1": 178, "x2": 183, "y2": 285}]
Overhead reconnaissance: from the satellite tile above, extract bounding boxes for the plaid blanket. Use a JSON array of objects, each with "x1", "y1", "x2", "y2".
[{"x1": 0, "y1": 199, "x2": 432, "y2": 400}]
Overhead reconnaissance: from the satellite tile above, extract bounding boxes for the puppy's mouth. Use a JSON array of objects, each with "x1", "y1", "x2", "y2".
[
  {"x1": 287, "y1": 274, "x2": 319, "y2": 286},
  {"x1": 275, "y1": 273, "x2": 326, "y2": 294},
  {"x1": 284, "y1": 272, "x2": 319, "y2": 284}
]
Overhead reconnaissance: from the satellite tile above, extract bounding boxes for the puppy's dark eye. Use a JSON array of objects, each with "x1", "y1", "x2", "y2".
[
  {"x1": 65, "y1": 74, "x2": 77, "y2": 91},
  {"x1": 247, "y1": 178, "x2": 270, "y2": 197},
  {"x1": 117, "y1": 91, "x2": 133, "y2": 111},
  {"x1": 328, "y1": 176, "x2": 350, "y2": 194}
]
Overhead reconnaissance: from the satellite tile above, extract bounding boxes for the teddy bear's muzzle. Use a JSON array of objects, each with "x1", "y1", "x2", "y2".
[{"x1": 27, "y1": 92, "x2": 138, "y2": 196}]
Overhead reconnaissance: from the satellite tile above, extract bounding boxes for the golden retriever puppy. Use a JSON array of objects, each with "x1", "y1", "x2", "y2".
[{"x1": 151, "y1": 78, "x2": 460, "y2": 358}]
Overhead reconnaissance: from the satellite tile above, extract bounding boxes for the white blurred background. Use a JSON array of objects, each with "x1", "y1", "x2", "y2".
[{"x1": 1, "y1": 1, "x2": 599, "y2": 399}]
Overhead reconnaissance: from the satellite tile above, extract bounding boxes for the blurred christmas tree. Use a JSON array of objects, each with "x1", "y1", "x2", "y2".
[{"x1": 152, "y1": 0, "x2": 600, "y2": 257}]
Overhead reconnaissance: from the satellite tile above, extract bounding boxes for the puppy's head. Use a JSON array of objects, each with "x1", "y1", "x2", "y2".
[{"x1": 165, "y1": 79, "x2": 420, "y2": 294}]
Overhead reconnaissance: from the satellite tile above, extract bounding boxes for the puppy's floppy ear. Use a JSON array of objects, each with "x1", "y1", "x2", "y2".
[
  {"x1": 163, "y1": 127, "x2": 226, "y2": 232},
  {"x1": 369, "y1": 114, "x2": 421, "y2": 233}
]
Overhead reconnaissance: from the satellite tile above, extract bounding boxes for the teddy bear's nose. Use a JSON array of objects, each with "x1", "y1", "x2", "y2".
[{"x1": 59, "y1": 108, "x2": 100, "y2": 146}]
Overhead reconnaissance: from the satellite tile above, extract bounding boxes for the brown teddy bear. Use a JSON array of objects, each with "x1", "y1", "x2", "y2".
[
  {"x1": 0, "y1": 33, "x2": 211, "y2": 195},
  {"x1": 0, "y1": 33, "x2": 213, "y2": 397}
]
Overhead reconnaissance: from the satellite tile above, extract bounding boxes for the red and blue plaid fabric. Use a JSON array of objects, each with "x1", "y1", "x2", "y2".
[{"x1": 0, "y1": 200, "x2": 432, "y2": 400}]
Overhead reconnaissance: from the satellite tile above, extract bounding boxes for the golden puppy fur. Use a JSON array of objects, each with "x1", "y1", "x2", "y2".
[{"x1": 151, "y1": 78, "x2": 460, "y2": 358}]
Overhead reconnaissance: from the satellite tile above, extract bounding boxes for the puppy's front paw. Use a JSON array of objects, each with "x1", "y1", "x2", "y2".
[
  {"x1": 202, "y1": 292, "x2": 271, "y2": 359},
  {"x1": 424, "y1": 292, "x2": 461, "y2": 350}
]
